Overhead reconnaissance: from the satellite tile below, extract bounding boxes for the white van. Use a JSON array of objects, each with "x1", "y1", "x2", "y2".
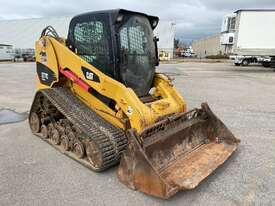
[{"x1": 0, "y1": 44, "x2": 13, "y2": 61}]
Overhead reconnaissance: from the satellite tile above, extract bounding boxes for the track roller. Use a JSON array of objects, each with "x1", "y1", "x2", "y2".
[
  {"x1": 29, "y1": 112, "x2": 40, "y2": 133},
  {"x1": 73, "y1": 140, "x2": 85, "y2": 159},
  {"x1": 41, "y1": 125, "x2": 48, "y2": 139},
  {"x1": 51, "y1": 129, "x2": 60, "y2": 145},
  {"x1": 60, "y1": 135, "x2": 70, "y2": 151}
]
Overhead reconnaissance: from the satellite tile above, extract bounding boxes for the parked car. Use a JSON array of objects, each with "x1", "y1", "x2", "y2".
[
  {"x1": 13, "y1": 49, "x2": 35, "y2": 62},
  {"x1": 22, "y1": 52, "x2": 35, "y2": 62}
]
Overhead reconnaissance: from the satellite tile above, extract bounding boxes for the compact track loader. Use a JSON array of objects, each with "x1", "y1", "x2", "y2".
[{"x1": 29, "y1": 9, "x2": 240, "y2": 199}]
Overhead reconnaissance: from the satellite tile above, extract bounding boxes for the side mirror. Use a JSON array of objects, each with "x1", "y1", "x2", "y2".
[{"x1": 153, "y1": 37, "x2": 159, "y2": 66}]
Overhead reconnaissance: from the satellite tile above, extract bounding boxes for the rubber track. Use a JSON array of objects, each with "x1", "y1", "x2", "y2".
[{"x1": 31, "y1": 87, "x2": 128, "y2": 171}]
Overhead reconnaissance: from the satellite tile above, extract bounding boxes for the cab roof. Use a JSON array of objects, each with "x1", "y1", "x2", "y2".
[{"x1": 71, "y1": 9, "x2": 159, "y2": 29}]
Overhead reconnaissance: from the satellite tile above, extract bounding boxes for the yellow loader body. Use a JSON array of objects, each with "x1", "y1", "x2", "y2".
[{"x1": 29, "y1": 9, "x2": 240, "y2": 199}]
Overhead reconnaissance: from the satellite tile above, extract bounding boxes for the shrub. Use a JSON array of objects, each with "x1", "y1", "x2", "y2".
[{"x1": 205, "y1": 54, "x2": 229, "y2": 59}]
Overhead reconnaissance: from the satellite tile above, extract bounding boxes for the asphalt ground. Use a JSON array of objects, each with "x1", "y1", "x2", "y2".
[{"x1": 0, "y1": 62, "x2": 275, "y2": 205}]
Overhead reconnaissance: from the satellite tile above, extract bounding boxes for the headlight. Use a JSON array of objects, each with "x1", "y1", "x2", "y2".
[
  {"x1": 152, "y1": 19, "x2": 158, "y2": 28},
  {"x1": 116, "y1": 14, "x2": 124, "y2": 22}
]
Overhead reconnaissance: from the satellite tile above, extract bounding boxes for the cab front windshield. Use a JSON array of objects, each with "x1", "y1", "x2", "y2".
[{"x1": 118, "y1": 15, "x2": 156, "y2": 97}]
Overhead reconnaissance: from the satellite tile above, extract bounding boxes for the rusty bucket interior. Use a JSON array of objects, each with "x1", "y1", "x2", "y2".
[{"x1": 117, "y1": 103, "x2": 240, "y2": 199}]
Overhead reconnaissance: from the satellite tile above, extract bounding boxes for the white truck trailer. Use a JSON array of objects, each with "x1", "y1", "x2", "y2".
[
  {"x1": 0, "y1": 44, "x2": 13, "y2": 61},
  {"x1": 223, "y1": 9, "x2": 275, "y2": 68}
]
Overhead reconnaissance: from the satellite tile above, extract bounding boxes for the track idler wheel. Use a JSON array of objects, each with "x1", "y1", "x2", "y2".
[
  {"x1": 51, "y1": 129, "x2": 60, "y2": 145},
  {"x1": 61, "y1": 135, "x2": 70, "y2": 151},
  {"x1": 41, "y1": 125, "x2": 48, "y2": 139},
  {"x1": 29, "y1": 112, "x2": 41, "y2": 133},
  {"x1": 86, "y1": 140, "x2": 103, "y2": 169},
  {"x1": 73, "y1": 140, "x2": 85, "y2": 159}
]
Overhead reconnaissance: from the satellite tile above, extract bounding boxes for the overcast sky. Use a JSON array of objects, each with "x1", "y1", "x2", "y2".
[{"x1": 1, "y1": 0, "x2": 275, "y2": 43}]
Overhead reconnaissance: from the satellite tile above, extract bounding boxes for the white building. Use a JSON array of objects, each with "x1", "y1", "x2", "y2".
[
  {"x1": 0, "y1": 44, "x2": 13, "y2": 61},
  {"x1": 154, "y1": 21, "x2": 176, "y2": 58},
  {"x1": 0, "y1": 16, "x2": 175, "y2": 57},
  {"x1": 0, "y1": 16, "x2": 71, "y2": 49}
]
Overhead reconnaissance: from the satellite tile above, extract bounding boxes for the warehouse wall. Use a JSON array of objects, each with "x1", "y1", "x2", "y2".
[
  {"x1": 0, "y1": 17, "x2": 175, "y2": 57},
  {"x1": 192, "y1": 34, "x2": 226, "y2": 58}
]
